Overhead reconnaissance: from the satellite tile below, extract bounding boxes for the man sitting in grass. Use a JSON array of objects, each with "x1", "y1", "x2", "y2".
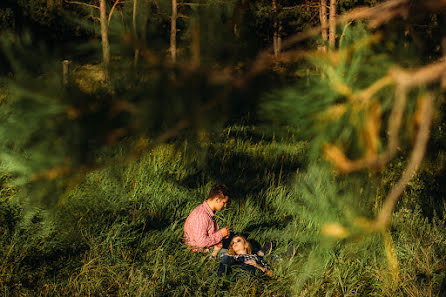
[{"x1": 184, "y1": 184, "x2": 231, "y2": 255}]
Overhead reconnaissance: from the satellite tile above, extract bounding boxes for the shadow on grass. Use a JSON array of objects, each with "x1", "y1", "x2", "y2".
[{"x1": 179, "y1": 144, "x2": 306, "y2": 201}]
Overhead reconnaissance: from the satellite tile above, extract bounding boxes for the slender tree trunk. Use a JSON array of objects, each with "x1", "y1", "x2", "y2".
[
  {"x1": 278, "y1": 21, "x2": 282, "y2": 55},
  {"x1": 442, "y1": 38, "x2": 446, "y2": 88},
  {"x1": 62, "y1": 60, "x2": 70, "y2": 85},
  {"x1": 329, "y1": 0, "x2": 336, "y2": 48},
  {"x1": 320, "y1": 0, "x2": 328, "y2": 52},
  {"x1": 133, "y1": 0, "x2": 139, "y2": 66},
  {"x1": 191, "y1": 23, "x2": 200, "y2": 67},
  {"x1": 272, "y1": 0, "x2": 280, "y2": 58},
  {"x1": 170, "y1": 0, "x2": 177, "y2": 63},
  {"x1": 99, "y1": 0, "x2": 110, "y2": 80},
  {"x1": 141, "y1": 1, "x2": 148, "y2": 58}
]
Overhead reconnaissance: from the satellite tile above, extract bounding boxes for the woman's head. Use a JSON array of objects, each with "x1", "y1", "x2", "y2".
[{"x1": 228, "y1": 235, "x2": 252, "y2": 255}]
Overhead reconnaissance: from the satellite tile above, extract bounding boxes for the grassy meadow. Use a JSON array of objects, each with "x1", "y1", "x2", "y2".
[
  {"x1": 0, "y1": 124, "x2": 444, "y2": 297},
  {"x1": 0, "y1": 1, "x2": 445, "y2": 295}
]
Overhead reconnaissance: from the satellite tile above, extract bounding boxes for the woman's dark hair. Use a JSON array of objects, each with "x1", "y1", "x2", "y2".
[{"x1": 208, "y1": 184, "x2": 230, "y2": 200}]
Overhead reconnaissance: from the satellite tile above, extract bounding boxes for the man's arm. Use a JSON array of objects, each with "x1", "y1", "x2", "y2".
[
  {"x1": 192, "y1": 214, "x2": 224, "y2": 248},
  {"x1": 185, "y1": 209, "x2": 226, "y2": 248}
]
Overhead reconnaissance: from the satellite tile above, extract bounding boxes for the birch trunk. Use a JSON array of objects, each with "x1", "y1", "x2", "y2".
[
  {"x1": 99, "y1": 0, "x2": 110, "y2": 80},
  {"x1": 329, "y1": 0, "x2": 336, "y2": 48}
]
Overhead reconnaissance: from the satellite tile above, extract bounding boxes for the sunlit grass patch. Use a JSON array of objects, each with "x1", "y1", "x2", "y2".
[{"x1": 0, "y1": 126, "x2": 444, "y2": 296}]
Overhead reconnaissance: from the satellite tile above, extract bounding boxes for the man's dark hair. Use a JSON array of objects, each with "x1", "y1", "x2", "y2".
[{"x1": 208, "y1": 184, "x2": 230, "y2": 200}]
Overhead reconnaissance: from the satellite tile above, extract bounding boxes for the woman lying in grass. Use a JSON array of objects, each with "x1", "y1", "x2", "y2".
[{"x1": 218, "y1": 235, "x2": 273, "y2": 276}]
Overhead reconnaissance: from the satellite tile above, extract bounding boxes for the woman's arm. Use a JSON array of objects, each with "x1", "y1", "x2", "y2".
[{"x1": 244, "y1": 260, "x2": 273, "y2": 276}]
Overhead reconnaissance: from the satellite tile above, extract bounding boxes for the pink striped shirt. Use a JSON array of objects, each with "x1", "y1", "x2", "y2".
[{"x1": 184, "y1": 201, "x2": 223, "y2": 250}]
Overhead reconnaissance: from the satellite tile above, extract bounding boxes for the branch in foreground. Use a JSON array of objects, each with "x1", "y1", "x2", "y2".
[
  {"x1": 275, "y1": 0, "x2": 446, "y2": 53},
  {"x1": 374, "y1": 94, "x2": 434, "y2": 231},
  {"x1": 64, "y1": 0, "x2": 99, "y2": 9},
  {"x1": 32, "y1": 0, "x2": 444, "y2": 194},
  {"x1": 323, "y1": 58, "x2": 446, "y2": 174},
  {"x1": 108, "y1": 0, "x2": 123, "y2": 24}
]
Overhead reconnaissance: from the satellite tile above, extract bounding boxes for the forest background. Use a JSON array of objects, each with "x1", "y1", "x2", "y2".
[{"x1": 0, "y1": 0, "x2": 445, "y2": 296}]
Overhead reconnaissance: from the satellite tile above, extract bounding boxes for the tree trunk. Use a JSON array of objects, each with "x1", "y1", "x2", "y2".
[
  {"x1": 329, "y1": 0, "x2": 336, "y2": 48},
  {"x1": 278, "y1": 21, "x2": 282, "y2": 56},
  {"x1": 191, "y1": 23, "x2": 200, "y2": 67},
  {"x1": 99, "y1": 0, "x2": 110, "y2": 80},
  {"x1": 170, "y1": 0, "x2": 177, "y2": 63},
  {"x1": 62, "y1": 60, "x2": 70, "y2": 85},
  {"x1": 133, "y1": 0, "x2": 139, "y2": 66},
  {"x1": 140, "y1": 0, "x2": 148, "y2": 59},
  {"x1": 272, "y1": 0, "x2": 280, "y2": 58},
  {"x1": 320, "y1": 0, "x2": 328, "y2": 48},
  {"x1": 442, "y1": 38, "x2": 446, "y2": 88}
]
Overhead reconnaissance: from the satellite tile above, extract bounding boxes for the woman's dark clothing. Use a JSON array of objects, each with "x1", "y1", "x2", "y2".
[{"x1": 218, "y1": 254, "x2": 269, "y2": 274}]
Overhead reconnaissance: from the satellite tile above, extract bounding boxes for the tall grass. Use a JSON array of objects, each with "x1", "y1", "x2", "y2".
[{"x1": 0, "y1": 127, "x2": 444, "y2": 296}]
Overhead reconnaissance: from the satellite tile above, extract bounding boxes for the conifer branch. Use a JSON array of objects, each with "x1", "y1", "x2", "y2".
[{"x1": 323, "y1": 57, "x2": 445, "y2": 174}]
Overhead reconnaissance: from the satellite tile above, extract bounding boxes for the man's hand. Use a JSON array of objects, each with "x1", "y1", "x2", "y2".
[
  {"x1": 219, "y1": 226, "x2": 230, "y2": 238},
  {"x1": 211, "y1": 242, "x2": 223, "y2": 257}
]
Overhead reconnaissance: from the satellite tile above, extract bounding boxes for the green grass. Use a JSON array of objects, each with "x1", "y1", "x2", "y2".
[{"x1": 0, "y1": 127, "x2": 444, "y2": 296}]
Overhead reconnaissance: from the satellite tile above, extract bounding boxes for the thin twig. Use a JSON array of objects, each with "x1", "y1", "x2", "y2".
[
  {"x1": 391, "y1": 60, "x2": 446, "y2": 89},
  {"x1": 338, "y1": 21, "x2": 353, "y2": 47},
  {"x1": 356, "y1": 75, "x2": 394, "y2": 104},
  {"x1": 178, "y1": 3, "x2": 207, "y2": 6},
  {"x1": 108, "y1": 0, "x2": 123, "y2": 24},
  {"x1": 326, "y1": 82, "x2": 404, "y2": 174},
  {"x1": 282, "y1": 4, "x2": 321, "y2": 10},
  {"x1": 64, "y1": 0, "x2": 99, "y2": 9},
  {"x1": 375, "y1": 93, "x2": 434, "y2": 231}
]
